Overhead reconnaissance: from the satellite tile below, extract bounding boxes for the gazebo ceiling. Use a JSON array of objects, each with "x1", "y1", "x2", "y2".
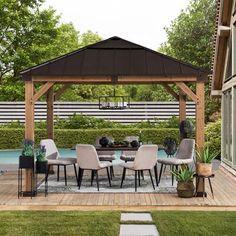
[{"x1": 20, "y1": 36, "x2": 208, "y2": 82}]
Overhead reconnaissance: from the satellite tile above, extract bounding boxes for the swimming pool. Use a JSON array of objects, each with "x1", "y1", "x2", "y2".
[{"x1": 0, "y1": 149, "x2": 167, "y2": 165}]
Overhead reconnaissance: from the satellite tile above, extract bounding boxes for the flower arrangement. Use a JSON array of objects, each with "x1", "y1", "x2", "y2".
[
  {"x1": 36, "y1": 145, "x2": 46, "y2": 162},
  {"x1": 21, "y1": 139, "x2": 34, "y2": 157}
]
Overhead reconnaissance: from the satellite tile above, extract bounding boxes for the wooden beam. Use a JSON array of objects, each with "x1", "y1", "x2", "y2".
[
  {"x1": 218, "y1": 25, "x2": 230, "y2": 37},
  {"x1": 196, "y1": 81, "x2": 205, "y2": 150},
  {"x1": 47, "y1": 87, "x2": 54, "y2": 139},
  {"x1": 179, "y1": 90, "x2": 186, "y2": 123},
  {"x1": 25, "y1": 81, "x2": 35, "y2": 192},
  {"x1": 31, "y1": 82, "x2": 54, "y2": 103},
  {"x1": 32, "y1": 75, "x2": 197, "y2": 83},
  {"x1": 175, "y1": 82, "x2": 199, "y2": 103},
  {"x1": 162, "y1": 84, "x2": 179, "y2": 100},
  {"x1": 54, "y1": 84, "x2": 72, "y2": 101}
]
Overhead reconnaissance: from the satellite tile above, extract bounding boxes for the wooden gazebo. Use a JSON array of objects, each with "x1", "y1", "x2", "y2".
[{"x1": 21, "y1": 36, "x2": 208, "y2": 190}]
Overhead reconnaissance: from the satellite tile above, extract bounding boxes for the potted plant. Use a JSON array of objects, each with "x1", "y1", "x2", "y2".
[
  {"x1": 196, "y1": 146, "x2": 219, "y2": 176},
  {"x1": 19, "y1": 139, "x2": 34, "y2": 169},
  {"x1": 163, "y1": 137, "x2": 177, "y2": 157},
  {"x1": 172, "y1": 168, "x2": 195, "y2": 198},
  {"x1": 36, "y1": 145, "x2": 48, "y2": 173}
]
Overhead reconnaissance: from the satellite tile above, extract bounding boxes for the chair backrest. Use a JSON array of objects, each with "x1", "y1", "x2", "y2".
[
  {"x1": 76, "y1": 144, "x2": 102, "y2": 169},
  {"x1": 134, "y1": 145, "x2": 158, "y2": 170},
  {"x1": 40, "y1": 139, "x2": 59, "y2": 159},
  {"x1": 175, "y1": 139, "x2": 195, "y2": 160}
]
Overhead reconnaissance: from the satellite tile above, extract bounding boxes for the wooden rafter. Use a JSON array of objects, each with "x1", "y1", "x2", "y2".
[
  {"x1": 31, "y1": 82, "x2": 54, "y2": 104},
  {"x1": 175, "y1": 82, "x2": 198, "y2": 104},
  {"x1": 54, "y1": 84, "x2": 72, "y2": 101},
  {"x1": 162, "y1": 84, "x2": 179, "y2": 100}
]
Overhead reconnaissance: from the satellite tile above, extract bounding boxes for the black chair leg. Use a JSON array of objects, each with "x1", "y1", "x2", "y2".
[
  {"x1": 106, "y1": 167, "x2": 111, "y2": 187},
  {"x1": 159, "y1": 164, "x2": 163, "y2": 184},
  {"x1": 78, "y1": 168, "x2": 84, "y2": 189},
  {"x1": 95, "y1": 170, "x2": 99, "y2": 191},
  {"x1": 154, "y1": 164, "x2": 158, "y2": 186},
  {"x1": 138, "y1": 170, "x2": 141, "y2": 186},
  {"x1": 64, "y1": 165, "x2": 67, "y2": 186},
  {"x1": 149, "y1": 169, "x2": 155, "y2": 190},
  {"x1": 77, "y1": 167, "x2": 80, "y2": 186},
  {"x1": 73, "y1": 164, "x2": 77, "y2": 181},
  {"x1": 57, "y1": 165, "x2": 60, "y2": 181},
  {"x1": 171, "y1": 165, "x2": 174, "y2": 186},
  {"x1": 120, "y1": 168, "x2": 126, "y2": 188},
  {"x1": 91, "y1": 170, "x2": 94, "y2": 186},
  {"x1": 135, "y1": 170, "x2": 137, "y2": 192},
  {"x1": 141, "y1": 170, "x2": 144, "y2": 180}
]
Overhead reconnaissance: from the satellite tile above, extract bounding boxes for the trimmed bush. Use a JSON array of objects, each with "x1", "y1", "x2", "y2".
[
  {"x1": 205, "y1": 119, "x2": 221, "y2": 157},
  {"x1": 0, "y1": 128, "x2": 179, "y2": 149}
]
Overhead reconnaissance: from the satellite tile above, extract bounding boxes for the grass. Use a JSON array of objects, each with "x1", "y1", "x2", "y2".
[
  {"x1": 0, "y1": 211, "x2": 120, "y2": 236},
  {"x1": 152, "y1": 211, "x2": 236, "y2": 236},
  {"x1": 0, "y1": 211, "x2": 236, "y2": 235}
]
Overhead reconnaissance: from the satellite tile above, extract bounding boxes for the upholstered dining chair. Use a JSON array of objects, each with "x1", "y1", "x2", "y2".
[
  {"x1": 40, "y1": 139, "x2": 77, "y2": 186},
  {"x1": 76, "y1": 144, "x2": 112, "y2": 191},
  {"x1": 95, "y1": 136, "x2": 115, "y2": 179},
  {"x1": 157, "y1": 138, "x2": 195, "y2": 185},
  {"x1": 120, "y1": 145, "x2": 158, "y2": 192}
]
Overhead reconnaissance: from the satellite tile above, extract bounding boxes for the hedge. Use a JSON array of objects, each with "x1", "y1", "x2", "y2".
[{"x1": 0, "y1": 128, "x2": 179, "y2": 149}]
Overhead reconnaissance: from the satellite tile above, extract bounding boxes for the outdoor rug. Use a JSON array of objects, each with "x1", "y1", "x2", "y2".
[{"x1": 37, "y1": 174, "x2": 177, "y2": 194}]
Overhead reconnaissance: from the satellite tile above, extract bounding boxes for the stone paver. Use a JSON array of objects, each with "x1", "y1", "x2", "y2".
[
  {"x1": 121, "y1": 213, "x2": 153, "y2": 222},
  {"x1": 119, "y1": 224, "x2": 159, "y2": 236}
]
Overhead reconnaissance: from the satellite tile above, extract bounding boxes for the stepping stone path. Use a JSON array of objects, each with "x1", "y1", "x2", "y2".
[{"x1": 120, "y1": 212, "x2": 159, "y2": 236}]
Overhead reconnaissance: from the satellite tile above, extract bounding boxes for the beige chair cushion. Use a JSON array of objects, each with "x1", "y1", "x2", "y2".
[
  {"x1": 120, "y1": 162, "x2": 135, "y2": 170},
  {"x1": 48, "y1": 158, "x2": 76, "y2": 165}
]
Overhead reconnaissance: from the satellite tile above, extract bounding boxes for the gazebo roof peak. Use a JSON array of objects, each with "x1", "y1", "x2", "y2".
[{"x1": 20, "y1": 36, "x2": 208, "y2": 81}]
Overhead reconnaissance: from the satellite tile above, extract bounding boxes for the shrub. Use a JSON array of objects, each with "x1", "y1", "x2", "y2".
[
  {"x1": 0, "y1": 128, "x2": 179, "y2": 149},
  {"x1": 205, "y1": 119, "x2": 221, "y2": 158}
]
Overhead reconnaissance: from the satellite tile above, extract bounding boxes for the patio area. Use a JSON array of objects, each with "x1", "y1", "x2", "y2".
[{"x1": 1, "y1": 164, "x2": 236, "y2": 210}]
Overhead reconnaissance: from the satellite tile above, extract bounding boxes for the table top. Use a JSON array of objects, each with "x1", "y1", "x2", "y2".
[{"x1": 95, "y1": 146, "x2": 139, "y2": 151}]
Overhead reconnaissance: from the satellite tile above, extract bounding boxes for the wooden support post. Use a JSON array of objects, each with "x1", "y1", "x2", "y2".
[
  {"x1": 195, "y1": 81, "x2": 205, "y2": 196},
  {"x1": 25, "y1": 81, "x2": 35, "y2": 192},
  {"x1": 196, "y1": 81, "x2": 205, "y2": 150},
  {"x1": 179, "y1": 90, "x2": 186, "y2": 122},
  {"x1": 47, "y1": 87, "x2": 54, "y2": 139}
]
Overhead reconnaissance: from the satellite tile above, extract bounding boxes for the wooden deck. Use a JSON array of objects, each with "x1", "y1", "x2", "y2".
[{"x1": 1, "y1": 166, "x2": 236, "y2": 211}]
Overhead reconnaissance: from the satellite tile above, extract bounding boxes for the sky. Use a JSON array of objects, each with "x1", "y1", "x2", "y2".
[{"x1": 42, "y1": 0, "x2": 190, "y2": 50}]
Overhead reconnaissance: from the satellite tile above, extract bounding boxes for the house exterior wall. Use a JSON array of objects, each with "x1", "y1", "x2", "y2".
[{"x1": 221, "y1": 0, "x2": 236, "y2": 174}]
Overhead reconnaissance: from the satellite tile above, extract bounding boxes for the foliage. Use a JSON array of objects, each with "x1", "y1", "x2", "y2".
[
  {"x1": 21, "y1": 139, "x2": 34, "y2": 157},
  {"x1": 196, "y1": 145, "x2": 219, "y2": 163},
  {"x1": 179, "y1": 120, "x2": 194, "y2": 138},
  {"x1": 159, "y1": 0, "x2": 219, "y2": 121},
  {"x1": 205, "y1": 119, "x2": 221, "y2": 157},
  {"x1": 0, "y1": 211, "x2": 120, "y2": 236},
  {"x1": 159, "y1": 0, "x2": 216, "y2": 70},
  {"x1": 0, "y1": 128, "x2": 179, "y2": 149},
  {"x1": 0, "y1": 0, "x2": 102, "y2": 101},
  {"x1": 36, "y1": 145, "x2": 46, "y2": 162},
  {"x1": 171, "y1": 168, "x2": 195, "y2": 182}
]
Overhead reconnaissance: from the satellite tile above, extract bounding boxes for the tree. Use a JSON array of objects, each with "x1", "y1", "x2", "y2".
[
  {"x1": 0, "y1": 1, "x2": 102, "y2": 101},
  {"x1": 159, "y1": 0, "x2": 219, "y2": 121}
]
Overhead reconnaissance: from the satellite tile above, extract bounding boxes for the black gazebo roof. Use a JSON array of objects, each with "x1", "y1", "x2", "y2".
[{"x1": 21, "y1": 36, "x2": 208, "y2": 81}]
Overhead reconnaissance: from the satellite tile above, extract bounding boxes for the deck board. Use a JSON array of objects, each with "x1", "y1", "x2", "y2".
[{"x1": 1, "y1": 166, "x2": 236, "y2": 208}]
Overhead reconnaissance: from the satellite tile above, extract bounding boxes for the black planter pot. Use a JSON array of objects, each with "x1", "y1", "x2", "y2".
[
  {"x1": 99, "y1": 137, "x2": 109, "y2": 147},
  {"x1": 19, "y1": 155, "x2": 34, "y2": 169},
  {"x1": 36, "y1": 160, "x2": 48, "y2": 174}
]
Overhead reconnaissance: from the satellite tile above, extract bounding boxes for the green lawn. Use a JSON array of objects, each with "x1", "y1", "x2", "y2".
[
  {"x1": 152, "y1": 211, "x2": 236, "y2": 236},
  {"x1": 0, "y1": 211, "x2": 236, "y2": 236}
]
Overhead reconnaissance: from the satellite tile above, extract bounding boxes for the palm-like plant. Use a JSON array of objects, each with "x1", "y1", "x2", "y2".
[
  {"x1": 196, "y1": 146, "x2": 219, "y2": 164},
  {"x1": 171, "y1": 168, "x2": 194, "y2": 182}
]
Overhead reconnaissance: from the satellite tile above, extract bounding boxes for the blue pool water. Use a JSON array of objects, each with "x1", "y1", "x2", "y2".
[{"x1": 0, "y1": 149, "x2": 167, "y2": 165}]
